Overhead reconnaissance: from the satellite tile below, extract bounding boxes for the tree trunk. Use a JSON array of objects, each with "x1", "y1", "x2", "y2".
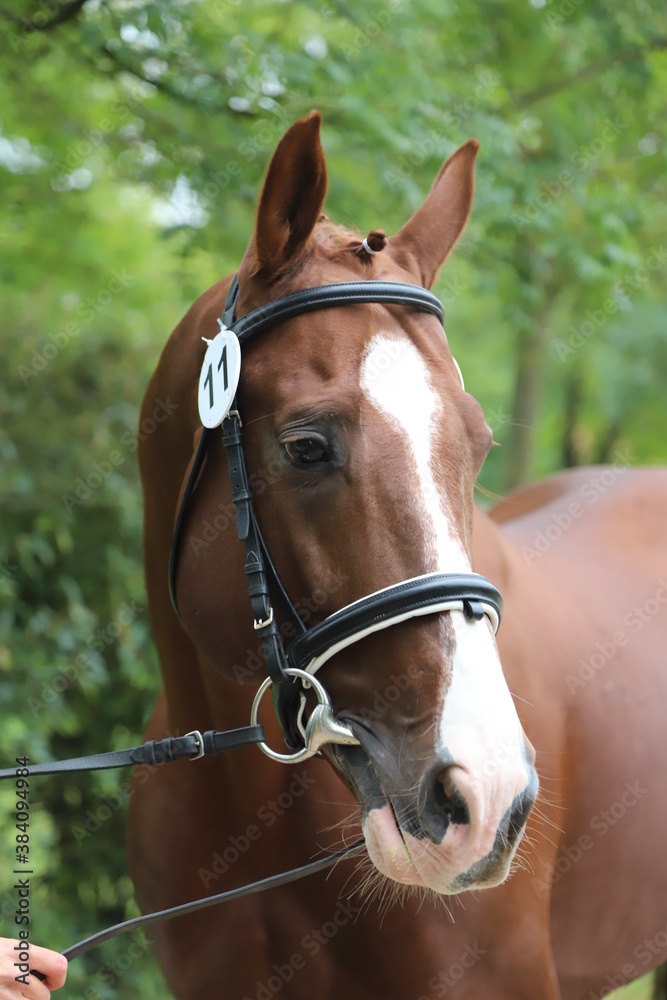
[
  {"x1": 503, "y1": 319, "x2": 548, "y2": 490},
  {"x1": 561, "y1": 369, "x2": 584, "y2": 468}
]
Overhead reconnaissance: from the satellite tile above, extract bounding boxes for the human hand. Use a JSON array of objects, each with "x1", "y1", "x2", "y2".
[{"x1": 0, "y1": 939, "x2": 67, "y2": 999}]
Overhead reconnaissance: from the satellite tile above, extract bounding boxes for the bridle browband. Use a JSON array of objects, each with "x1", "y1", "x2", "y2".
[{"x1": 169, "y1": 277, "x2": 503, "y2": 754}]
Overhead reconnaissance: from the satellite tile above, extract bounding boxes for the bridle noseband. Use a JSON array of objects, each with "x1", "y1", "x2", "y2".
[{"x1": 169, "y1": 277, "x2": 503, "y2": 757}]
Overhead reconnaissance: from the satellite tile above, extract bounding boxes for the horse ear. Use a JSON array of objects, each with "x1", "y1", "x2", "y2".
[
  {"x1": 390, "y1": 139, "x2": 479, "y2": 289},
  {"x1": 244, "y1": 111, "x2": 327, "y2": 279}
]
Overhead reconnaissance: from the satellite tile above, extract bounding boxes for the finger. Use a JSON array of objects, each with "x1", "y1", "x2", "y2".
[
  {"x1": 24, "y1": 947, "x2": 67, "y2": 991},
  {"x1": 0, "y1": 938, "x2": 48, "y2": 1000},
  {"x1": 19, "y1": 975, "x2": 50, "y2": 1000}
]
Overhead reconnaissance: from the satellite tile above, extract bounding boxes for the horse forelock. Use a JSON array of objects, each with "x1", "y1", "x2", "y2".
[{"x1": 237, "y1": 217, "x2": 418, "y2": 312}]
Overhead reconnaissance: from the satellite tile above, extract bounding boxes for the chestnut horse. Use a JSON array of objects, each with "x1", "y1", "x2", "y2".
[{"x1": 128, "y1": 113, "x2": 667, "y2": 999}]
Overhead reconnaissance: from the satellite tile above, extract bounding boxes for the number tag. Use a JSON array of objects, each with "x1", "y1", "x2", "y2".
[{"x1": 198, "y1": 328, "x2": 242, "y2": 428}]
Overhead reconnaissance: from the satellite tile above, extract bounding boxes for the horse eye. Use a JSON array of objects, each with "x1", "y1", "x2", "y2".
[{"x1": 283, "y1": 437, "x2": 329, "y2": 465}]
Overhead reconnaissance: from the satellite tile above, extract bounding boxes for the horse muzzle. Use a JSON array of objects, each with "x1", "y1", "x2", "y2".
[{"x1": 331, "y1": 729, "x2": 538, "y2": 894}]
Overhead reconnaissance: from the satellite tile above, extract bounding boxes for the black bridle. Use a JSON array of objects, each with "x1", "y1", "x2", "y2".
[
  {"x1": 169, "y1": 276, "x2": 503, "y2": 753},
  {"x1": 0, "y1": 276, "x2": 504, "y2": 969}
]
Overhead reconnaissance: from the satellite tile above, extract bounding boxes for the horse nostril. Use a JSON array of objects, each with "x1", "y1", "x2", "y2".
[
  {"x1": 436, "y1": 767, "x2": 470, "y2": 827},
  {"x1": 417, "y1": 764, "x2": 471, "y2": 843}
]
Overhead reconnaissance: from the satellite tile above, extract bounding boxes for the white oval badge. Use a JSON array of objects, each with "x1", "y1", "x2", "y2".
[{"x1": 197, "y1": 328, "x2": 242, "y2": 428}]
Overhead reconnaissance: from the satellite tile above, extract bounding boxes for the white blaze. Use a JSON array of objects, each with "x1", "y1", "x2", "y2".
[
  {"x1": 360, "y1": 331, "x2": 530, "y2": 885},
  {"x1": 360, "y1": 333, "x2": 470, "y2": 574}
]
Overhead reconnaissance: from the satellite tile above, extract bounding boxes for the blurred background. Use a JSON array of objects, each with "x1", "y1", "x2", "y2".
[{"x1": 0, "y1": 1, "x2": 665, "y2": 995}]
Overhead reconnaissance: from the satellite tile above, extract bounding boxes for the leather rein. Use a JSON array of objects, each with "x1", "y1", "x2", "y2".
[{"x1": 0, "y1": 277, "x2": 503, "y2": 967}]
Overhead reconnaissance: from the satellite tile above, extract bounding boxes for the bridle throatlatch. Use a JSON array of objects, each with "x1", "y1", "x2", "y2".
[{"x1": 169, "y1": 277, "x2": 504, "y2": 759}]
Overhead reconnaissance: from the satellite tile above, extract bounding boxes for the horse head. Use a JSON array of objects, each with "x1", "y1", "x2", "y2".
[{"x1": 173, "y1": 112, "x2": 538, "y2": 895}]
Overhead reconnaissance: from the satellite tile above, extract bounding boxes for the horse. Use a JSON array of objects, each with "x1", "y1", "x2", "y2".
[{"x1": 127, "y1": 111, "x2": 667, "y2": 999}]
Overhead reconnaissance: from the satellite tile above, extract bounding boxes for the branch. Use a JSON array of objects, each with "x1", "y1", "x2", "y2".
[
  {"x1": 61, "y1": 36, "x2": 259, "y2": 158},
  {"x1": 98, "y1": 43, "x2": 237, "y2": 115},
  {"x1": 514, "y1": 35, "x2": 667, "y2": 108},
  {"x1": 21, "y1": 0, "x2": 91, "y2": 34}
]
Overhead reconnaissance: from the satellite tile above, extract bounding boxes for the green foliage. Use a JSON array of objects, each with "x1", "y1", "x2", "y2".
[{"x1": 0, "y1": 0, "x2": 665, "y2": 996}]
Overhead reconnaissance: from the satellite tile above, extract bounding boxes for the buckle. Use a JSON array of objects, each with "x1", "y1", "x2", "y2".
[
  {"x1": 253, "y1": 607, "x2": 274, "y2": 630},
  {"x1": 185, "y1": 730, "x2": 205, "y2": 760}
]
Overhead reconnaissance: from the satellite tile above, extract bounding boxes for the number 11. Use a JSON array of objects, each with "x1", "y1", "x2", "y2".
[{"x1": 203, "y1": 344, "x2": 229, "y2": 409}]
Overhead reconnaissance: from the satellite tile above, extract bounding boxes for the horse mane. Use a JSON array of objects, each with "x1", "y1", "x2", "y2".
[
  {"x1": 309, "y1": 216, "x2": 389, "y2": 273},
  {"x1": 244, "y1": 216, "x2": 372, "y2": 283}
]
